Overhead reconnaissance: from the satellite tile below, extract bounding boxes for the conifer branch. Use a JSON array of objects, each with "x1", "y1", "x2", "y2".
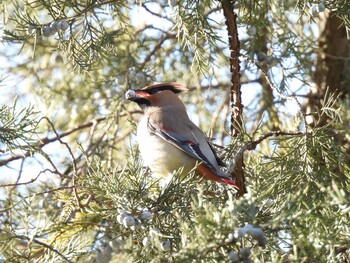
[
  {"x1": 0, "y1": 186, "x2": 74, "y2": 214},
  {"x1": 0, "y1": 229, "x2": 73, "y2": 262}
]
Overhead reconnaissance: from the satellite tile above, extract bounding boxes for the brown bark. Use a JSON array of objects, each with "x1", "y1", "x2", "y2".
[{"x1": 221, "y1": 0, "x2": 246, "y2": 196}]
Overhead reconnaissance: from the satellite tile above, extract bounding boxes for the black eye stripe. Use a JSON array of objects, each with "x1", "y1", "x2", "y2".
[
  {"x1": 143, "y1": 85, "x2": 181, "y2": 94},
  {"x1": 146, "y1": 88, "x2": 162, "y2": 94}
]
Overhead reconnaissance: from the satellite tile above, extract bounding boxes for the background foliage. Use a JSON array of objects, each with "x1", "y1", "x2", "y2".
[{"x1": 0, "y1": 0, "x2": 349, "y2": 262}]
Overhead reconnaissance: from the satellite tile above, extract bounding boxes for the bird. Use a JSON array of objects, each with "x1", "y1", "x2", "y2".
[{"x1": 125, "y1": 82, "x2": 238, "y2": 189}]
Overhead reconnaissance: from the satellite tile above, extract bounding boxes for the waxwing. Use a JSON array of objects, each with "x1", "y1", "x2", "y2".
[{"x1": 126, "y1": 83, "x2": 238, "y2": 189}]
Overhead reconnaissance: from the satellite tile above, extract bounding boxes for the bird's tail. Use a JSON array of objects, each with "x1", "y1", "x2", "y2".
[{"x1": 196, "y1": 164, "x2": 239, "y2": 190}]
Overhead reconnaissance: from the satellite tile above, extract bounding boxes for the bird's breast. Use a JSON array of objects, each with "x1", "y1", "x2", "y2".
[{"x1": 137, "y1": 117, "x2": 195, "y2": 177}]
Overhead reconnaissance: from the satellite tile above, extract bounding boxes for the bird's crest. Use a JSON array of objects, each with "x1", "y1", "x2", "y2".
[{"x1": 141, "y1": 83, "x2": 189, "y2": 94}]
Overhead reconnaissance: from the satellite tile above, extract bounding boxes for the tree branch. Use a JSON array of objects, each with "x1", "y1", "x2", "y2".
[
  {"x1": 0, "y1": 229, "x2": 73, "y2": 262},
  {"x1": 44, "y1": 117, "x2": 82, "y2": 209},
  {"x1": 221, "y1": 0, "x2": 245, "y2": 196},
  {"x1": 0, "y1": 117, "x2": 106, "y2": 166},
  {"x1": 0, "y1": 169, "x2": 54, "y2": 188},
  {"x1": 31, "y1": 237, "x2": 73, "y2": 263},
  {"x1": 245, "y1": 130, "x2": 306, "y2": 151},
  {"x1": 139, "y1": 33, "x2": 176, "y2": 70},
  {"x1": 229, "y1": 130, "x2": 308, "y2": 178}
]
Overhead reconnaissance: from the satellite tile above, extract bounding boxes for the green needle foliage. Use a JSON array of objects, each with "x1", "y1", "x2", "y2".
[
  {"x1": 1, "y1": 0, "x2": 350, "y2": 262},
  {"x1": 0, "y1": 100, "x2": 40, "y2": 153}
]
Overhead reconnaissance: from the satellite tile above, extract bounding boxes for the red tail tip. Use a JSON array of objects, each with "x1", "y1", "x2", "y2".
[{"x1": 220, "y1": 178, "x2": 239, "y2": 190}]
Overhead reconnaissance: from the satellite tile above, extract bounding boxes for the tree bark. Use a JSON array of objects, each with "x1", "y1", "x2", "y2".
[{"x1": 221, "y1": 0, "x2": 246, "y2": 196}]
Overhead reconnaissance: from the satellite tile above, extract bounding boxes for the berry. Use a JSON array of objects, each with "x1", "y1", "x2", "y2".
[
  {"x1": 256, "y1": 235, "x2": 267, "y2": 247},
  {"x1": 117, "y1": 212, "x2": 129, "y2": 224},
  {"x1": 309, "y1": 3, "x2": 326, "y2": 17},
  {"x1": 135, "y1": 72, "x2": 146, "y2": 84},
  {"x1": 59, "y1": 20, "x2": 69, "y2": 31},
  {"x1": 242, "y1": 224, "x2": 255, "y2": 235},
  {"x1": 150, "y1": 227, "x2": 161, "y2": 236},
  {"x1": 247, "y1": 26, "x2": 256, "y2": 36},
  {"x1": 250, "y1": 227, "x2": 264, "y2": 240},
  {"x1": 160, "y1": 239, "x2": 171, "y2": 252},
  {"x1": 122, "y1": 215, "x2": 136, "y2": 228},
  {"x1": 228, "y1": 250, "x2": 240, "y2": 262},
  {"x1": 142, "y1": 236, "x2": 152, "y2": 247},
  {"x1": 239, "y1": 247, "x2": 251, "y2": 259},
  {"x1": 131, "y1": 219, "x2": 141, "y2": 230},
  {"x1": 140, "y1": 210, "x2": 153, "y2": 221},
  {"x1": 116, "y1": 75, "x2": 126, "y2": 85},
  {"x1": 50, "y1": 21, "x2": 60, "y2": 33},
  {"x1": 318, "y1": 2, "x2": 326, "y2": 12},
  {"x1": 42, "y1": 25, "x2": 54, "y2": 37},
  {"x1": 226, "y1": 232, "x2": 236, "y2": 243},
  {"x1": 27, "y1": 25, "x2": 36, "y2": 34},
  {"x1": 234, "y1": 227, "x2": 245, "y2": 239}
]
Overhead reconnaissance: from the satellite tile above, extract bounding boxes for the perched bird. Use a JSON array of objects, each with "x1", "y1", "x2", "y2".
[{"x1": 125, "y1": 83, "x2": 238, "y2": 189}]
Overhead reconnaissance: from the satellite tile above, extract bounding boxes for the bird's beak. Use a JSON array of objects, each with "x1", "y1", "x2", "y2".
[
  {"x1": 125, "y1": 89, "x2": 149, "y2": 101},
  {"x1": 125, "y1": 89, "x2": 136, "y2": 100}
]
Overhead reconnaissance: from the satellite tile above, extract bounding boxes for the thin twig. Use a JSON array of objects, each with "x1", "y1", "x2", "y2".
[
  {"x1": 245, "y1": 130, "x2": 307, "y2": 151},
  {"x1": 209, "y1": 92, "x2": 230, "y2": 139},
  {"x1": 0, "y1": 169, "x2": 55, "y2": 188},
  {"x1": 139, "y1": 33, "x2": 176, "y2": 70},
  {"x1": 0, "y1": 186, "x2": 74, "y2": 214},
  {"x1": 242, "y1": 55, "x2": 308, "y2": 131},
  {"x1": 44, "y1": 117, "x2": 81, "y2": 209},
  {"x1": 31, "y1": 237, "x2": 73, "y2": 263},
  {"x1": 141, "y1": 3, "x2": 173, "y2": 23},
  {"x1": 1, "y1": 229, "x2": 73, "y2": 262},
  {"x1": 0, "y1": 117, "x2": 106, "y2": 166},
  {"x1": 229, "y1": 130, "x2": 309, "y2": 177},
  {"x1": 5, "y1": 158, "x2": 25, "y2": 193}
]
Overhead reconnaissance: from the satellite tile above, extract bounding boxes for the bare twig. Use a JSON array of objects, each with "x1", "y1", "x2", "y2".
[
  {"x1": 0, "y1": 117, "x2": 106, "y2": 166},
  {"x1": 209, "y1": 92, "x2": 230, "y2": 139},
  {"x1": 5, "y1": 158, "x2": 25, "y2": 193},
  {"x1": 141, "y1": 3, "x2": 173, "y2": 22},
  {"x1": 139, "y1": 33, "x2": 176, "y2": 70},
  {"x1": 0, "y1": 169, "x2": 55, "y2": 188},
  {"x1": 43, "y1": 117, "x2": 82, "y2": 209}
]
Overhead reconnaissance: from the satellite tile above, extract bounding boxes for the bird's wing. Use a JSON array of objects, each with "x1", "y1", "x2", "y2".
[
  {"x1": 189, "y1": 123, "x2": 226, "y2": 167},
  {"x1": 147, "y1": 111, "x2": 238, "y2": 188},
  {"x1": 147, "y1": 120, "x2": 217, "y2": 171}
]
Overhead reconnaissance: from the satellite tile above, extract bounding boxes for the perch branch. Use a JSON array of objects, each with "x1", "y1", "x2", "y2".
[{"x1": 221, "y1": 0, "x2": 245, "y2": 195}]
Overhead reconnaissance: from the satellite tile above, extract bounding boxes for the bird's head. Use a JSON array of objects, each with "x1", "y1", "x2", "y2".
[{"x1": 125, "y1": 83, "x2": 188, "y2": 110}]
